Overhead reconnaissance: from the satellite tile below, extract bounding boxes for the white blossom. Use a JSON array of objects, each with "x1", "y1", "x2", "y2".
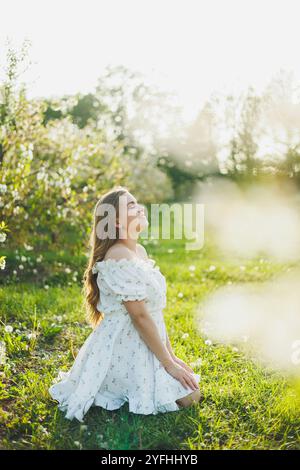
[
  {"x1": 191, "y1": 358, "x2": 202, "y2": 368},
  {"x1": 0, "y1": 341, "x2": 6, "y2": 365},
  {"x1": 24, "y1": 243, "x2": 33, "y2": 251},
  {"x1": 27, "y1": 333, "x2": 37, "y2": 340},
  {"x1": 0, "y1": 233, "x2": 7, "y2": 243}
]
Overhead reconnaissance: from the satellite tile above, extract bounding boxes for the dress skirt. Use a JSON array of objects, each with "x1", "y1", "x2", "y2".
[{"x1": 49, "y1": 308, "x2": 201, "y2": 422}]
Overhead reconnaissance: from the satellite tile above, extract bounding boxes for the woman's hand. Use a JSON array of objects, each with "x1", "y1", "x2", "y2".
[
  {"x1": 172, "y1": 356, "x2": 195, "y2": 374},
  {"x1": 165, "y1": 334, "x2": 195, "y2": 375},
  {"x1": 163, "y1": 360, "x2": 199, "y2": 391}
]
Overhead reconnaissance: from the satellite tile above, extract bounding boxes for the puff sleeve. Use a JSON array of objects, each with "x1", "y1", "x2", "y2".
[{"x1": 92, "y1": 259, "x2": 148, "y2": 303}]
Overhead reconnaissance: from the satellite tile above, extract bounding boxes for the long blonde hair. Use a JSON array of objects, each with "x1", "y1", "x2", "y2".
[{"x1": 82, "y1": 186, "x2": 129, "y2": 328}]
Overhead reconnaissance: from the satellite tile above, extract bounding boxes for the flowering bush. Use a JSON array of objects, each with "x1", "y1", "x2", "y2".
[{"x1": 0, "y1": 45, "x2": 174, "y2": 267}]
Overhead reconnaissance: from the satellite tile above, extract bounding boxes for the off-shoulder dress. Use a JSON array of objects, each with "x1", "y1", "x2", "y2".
[{"x1": 48, "y1": 257, "x2": 200, "y2": 422}]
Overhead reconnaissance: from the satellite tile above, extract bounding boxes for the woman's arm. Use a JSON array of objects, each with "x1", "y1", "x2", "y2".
[
  {"x1": 136, "y1": 245, "x2": 175, "y2": 359},
  {"x1": 122, "y1": 299, "x2": 199, "y2": 390},
  {"x1": 165, "y1": 331, "x2": 176, "y2": 359},
  {"x1": 165, "y1": 328, "x2": 196, "y2": 375},
  {"x1": 123, "y1": 299, "x2": 174, "y2": 367}
]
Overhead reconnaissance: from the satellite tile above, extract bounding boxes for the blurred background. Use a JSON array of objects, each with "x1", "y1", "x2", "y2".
[{"x1": 2, "y1": 0, "x2": 300, "y2": 257}]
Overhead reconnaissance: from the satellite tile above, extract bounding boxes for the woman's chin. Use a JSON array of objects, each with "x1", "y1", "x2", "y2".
[{"x1": 139, "y1": 217, "x2": 149, "y2": 230}]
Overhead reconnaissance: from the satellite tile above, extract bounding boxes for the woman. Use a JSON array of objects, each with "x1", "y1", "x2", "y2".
[{"x1": 48, "y1": 186, "x2": 202, "y2": 422}]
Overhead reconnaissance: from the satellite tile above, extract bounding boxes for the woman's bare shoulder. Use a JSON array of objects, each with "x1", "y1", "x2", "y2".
[
  {"x1": 103, "y1": 243, "x2": 148, "y2": 262},
  {"x1": 136, "y1": 243, "x2": 148, "y2": 261},
  {"x1": 103, "y1": 243, "x2": 135, "y2": 261}
]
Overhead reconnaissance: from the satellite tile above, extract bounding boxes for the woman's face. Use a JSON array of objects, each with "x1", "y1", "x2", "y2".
[{"x1": 117, "y1": 192, "x2": 148, "y2": 236}]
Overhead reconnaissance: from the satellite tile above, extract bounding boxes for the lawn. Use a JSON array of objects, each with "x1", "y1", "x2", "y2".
[{"x1": 1, "y1": 236, "x2": 300, "y2": 450}]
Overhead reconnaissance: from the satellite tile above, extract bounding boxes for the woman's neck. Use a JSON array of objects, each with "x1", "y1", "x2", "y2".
[{"x1": 117, "y1": 238, "x2": 138, "y2": 254}]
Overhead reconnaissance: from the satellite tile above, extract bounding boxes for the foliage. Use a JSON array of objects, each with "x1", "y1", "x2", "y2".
[{"x1": 0, "y1": 45, "x2": 174, "y2": 258}]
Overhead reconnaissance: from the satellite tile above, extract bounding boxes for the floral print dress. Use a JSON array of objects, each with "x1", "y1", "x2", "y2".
[{"x1": 48, "y1": 257, "x2": 201, "y2": 422}]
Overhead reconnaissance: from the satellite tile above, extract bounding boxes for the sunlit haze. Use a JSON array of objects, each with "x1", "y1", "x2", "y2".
[{"x1": 1, "y1": 0, "x2": 300, "y2": 122}]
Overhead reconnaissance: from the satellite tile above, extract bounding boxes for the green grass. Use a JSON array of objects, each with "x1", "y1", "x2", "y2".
[{"x1": 0, "y1": 236, "x2": 300, "y2": 449}]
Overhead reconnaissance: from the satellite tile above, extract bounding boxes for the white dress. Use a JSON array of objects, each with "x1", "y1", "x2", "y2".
[{"x1": 48, "y1": 257, "x2": 201, "y2": 422}]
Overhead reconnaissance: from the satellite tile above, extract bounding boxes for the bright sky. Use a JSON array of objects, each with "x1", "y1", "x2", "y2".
[{"x1": 1, "y1": 0, "x2": 300, "y2": 121}]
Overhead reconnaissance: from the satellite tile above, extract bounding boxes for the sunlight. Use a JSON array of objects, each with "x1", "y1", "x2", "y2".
[
  {"x1": 1, "y1": 0, "x2": 300, "y2": 124},
  {"x1": 198, "y1": 269, "x2": 300, "y2": 374}
]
